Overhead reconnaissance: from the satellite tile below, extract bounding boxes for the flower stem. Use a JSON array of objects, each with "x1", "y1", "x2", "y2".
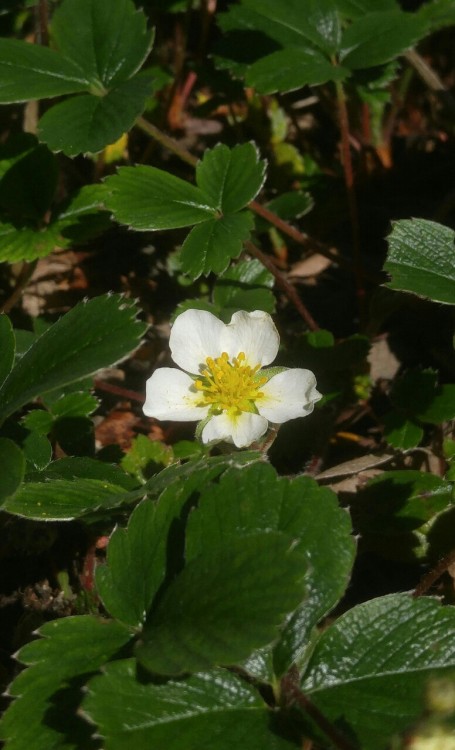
[
  {"x1": 334, "y1": 79, "x2": 366, "y2": 326},
  {"x1": 245, "y1": 241, "x2": 319, "y2": 331}
]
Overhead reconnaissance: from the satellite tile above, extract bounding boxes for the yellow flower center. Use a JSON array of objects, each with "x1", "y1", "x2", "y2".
[{"x1": 194, "y1": 352, "x2": 267, "y2": 415}]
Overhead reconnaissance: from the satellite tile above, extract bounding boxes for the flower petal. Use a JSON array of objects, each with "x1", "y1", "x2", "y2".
[
  {"x1": 143, "y1": 368, "x2": 209, "y2": 422},
  {"x1": 201, "y1": 411, "x2": 268, "y2": 448},
  {"x1": 169, "y1": 309, "x2": 224, "y2": 374},
  {"x1": 257, "y1": 368, "x2": 322, "y2": 423},
  {"x1": 220, "y1": 310, "x2": 279, "y2": 367}
]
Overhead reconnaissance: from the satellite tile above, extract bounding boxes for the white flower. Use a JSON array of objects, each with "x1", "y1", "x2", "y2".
[{"x1": 143, "y1": 309, "x2": 322, "y2": 448}]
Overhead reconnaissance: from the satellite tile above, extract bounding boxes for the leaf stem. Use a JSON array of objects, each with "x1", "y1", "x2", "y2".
[
  {"x1": 334, "y1": 79, "x2": 366, "y2": 326},
  {"x1": 0, "y1": 260, "x2": 38, "y2": 314},
  {"x1": 413, "y1": 548, "x2": 455, "y2": 597},
  {"x1": 281, "y1": 671, "x2": 357, "y2": 750},
  {"x1": 245, "y1": 241, "x2": 319, "y2": 331}
]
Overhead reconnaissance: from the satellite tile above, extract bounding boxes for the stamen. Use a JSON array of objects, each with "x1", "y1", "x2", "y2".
[{"x1": 195, "y1": 351, "x2": 265, "y2": 414}]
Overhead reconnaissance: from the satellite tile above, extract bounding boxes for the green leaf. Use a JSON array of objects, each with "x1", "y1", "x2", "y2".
[
  {"x1": 38, "y1": 71, "x2": 154, "y2": 156},
  {"x1": 0, "y1": 294, "x2": 147, "y2": 423},
  {"x1": 23, "y1": 431, "x2": 52, "y2": 471},
  {"x1": 50, "y1": 0, "x2": 154, "y2": 88},
  {"x1": 0, "y1": 616, "x2": 132, "y2": 750},
  {"x1": 96, "y1": 493, "x2": 187, "y2": 626},
  {"x1": 84, "y1": 660, "x2": 298, "y2": 750},
  {"x1": 247, "y1": 47, "x2": 347, "y2": 94},
  {"x1": 301, "y1": 594, "x2": 455, "y2": 750},
  {"x1": 185, "y1": 463, "x2": 355, "y2": 676},
  {"x1": 104, "y1": 165, "x2": 216, "y2": 230},
  {"x1": 340, "y1": 11, "x2": 427, "y2": 69},
  {"x1": 213, "y1": 258, "x2": 275, "y2": 318},
  {"x1": 0, "y1": 438, "x2": 25, "y2": 502},
  {"x1": 215, "y1": 0, "x2": 348, "y2": 92},
  {"x1": 0, "y1": 38, "x2": 88, "y2": 103},
  {"x1": 383, "y1": 411, "x2": 423, "y2": 449},
  {"x1": 384, "y1": 219, "x2": 455, "y2": 305},
  {"x1": 196, "y1": 142, "x2": 266, "y2": 214},
  {"x1": 137, "y1": 533, "x2": 307, "y2": 675},
  {"x1": 51, "y1": 392, "x2": 99, "y2": 419},
  {"x1": 3, "y1": 457, "x2": 138, "y2": 521},
  {"x1": 0, "y1": 314, "x2": 14, "y2": 386},
  {"x1": 3, "y1": 477, "x2": 138, "y2": 521},
  {"x1": 180, "y1": 211, "x2": 254, "y2": 279},
  {"x1": 22, "y1": 409, "x2": 54, "y2": 435}
]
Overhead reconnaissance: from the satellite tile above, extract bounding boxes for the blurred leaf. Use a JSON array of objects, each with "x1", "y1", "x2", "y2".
[
  {"x1": 0, "y1": 294, "x2": 147, "y2": 423},
  {"x1": 264, "y1": 191, "x2": 314, "y2": 221},
  {"x1": 213, "y1": 258, "x2": 275, "y2": 319},
  {"x1": 0, "y1": 314, "x2": 14, "y2": 386},
  {"x1": 104, "y1": 165, "x2": 217, "y2": 230},
  {"x1": 384, "y1": 219, "x2": 455, "y2": 305},
  {"x1": 340, "y1": 11, "x2": 426, "y2": 69},
  {"x1": 84, "y1": 660, "x2": 298, "y2": 750},
  {"x1": 301, "y1": 595, "x2": 455, "y2": 750},
  {"x1": 0, "y1": 616, "x2": 132, "y2": 750},
  {"x1": 180, "y1": 212, "x2": 254, "y2": 279},
  {"x1": 137, "y1": 533, "x2": 307, "y2": 675},
  {"x1": 383, "y1": 411, "x2": 423, "y2": 450},
  {"x1": 196, "y1": 142, "x2": 266, "y2": 214},
  {"x1": 0, "y1": 437, "x2": 25, "y2": 502},
  {"x1": 185, "y1": 463, "x2": 355, "y2": 676},
  {"x1": 38, "y1": 70, "x2": 154, "y2": 156},
  {"x1": 121, "y1": 434, "x2": 173, "y2": 482},
  {"x1": 247, "y1": 46, "x2": 347, "y2": 94},
  {"x1": 336, "y1": 0, "x2": 399, "y2": 15},
  {"x1": 417, "y1": 0, "x2": 455, "y2": 31}
]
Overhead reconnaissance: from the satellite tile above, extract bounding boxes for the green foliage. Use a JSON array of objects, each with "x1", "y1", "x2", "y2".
[
  {"x1": 105, "y1": 143, "x2": 266, "y2": 278},
  {"x1": 0, "y1": 617, "x2": 132, "y2": 750},
  {"x1": 84, "y1": 662, "x2": 295, "y2": 750},
  {"x1": 215, "y1": 0, "x2": 428, "y2": 94},
  {"x1": 0, "y1": 1, "x2": 454, "y2": 748},
  {"x1": 0, "y1": 0, "x2": 155, "y2": 155},
  {"x1": 0, "y1": 135, "x2": 111, "y2": 261},
  {"x1": 385, "y1": 219, "x2": 455, "y2": 305},
  {"x1": 301, "y1": 594, "x2": 455, "y2": 750},
  {"x1": 0, "y1": 294, "x2": 147, "y2": 424}
]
